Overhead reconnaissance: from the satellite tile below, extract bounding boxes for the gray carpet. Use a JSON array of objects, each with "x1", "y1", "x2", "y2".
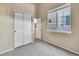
[{"x1": 0, "y1": 39, "x2": 77, "y2": 56}]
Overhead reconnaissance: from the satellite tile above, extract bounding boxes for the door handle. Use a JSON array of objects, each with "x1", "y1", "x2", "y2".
[{"x1": 14, "y1": 31, "x2": 16, "y2": 32}]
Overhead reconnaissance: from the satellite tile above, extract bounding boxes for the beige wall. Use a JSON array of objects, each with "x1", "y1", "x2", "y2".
[
  {"x1": 31, "y1": 3, "x2": 38, "y2": 18},
  {"x1": 1, "y1": 3, "x2": 79, "y2": 55},
  {"x1": 0, "y1": 3, "x2": 36, "y2": 53},
  {"x1": 38, "y1": 3, "x2": 79, "y2": 54}
]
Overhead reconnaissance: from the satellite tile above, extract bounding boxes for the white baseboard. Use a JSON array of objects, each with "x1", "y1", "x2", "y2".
[
  {"x1": 52, "y1": 42, "x2": 79, "y2": 55},
  {"x1": 0, "y1": 40, "x2": 33, "y2": 55},
  {"x1": 0, "y1": 48, "x2": 14, "y2": 55},
  {"x1": 43, "y1": 39, "x2": 79, "y2": 55}
]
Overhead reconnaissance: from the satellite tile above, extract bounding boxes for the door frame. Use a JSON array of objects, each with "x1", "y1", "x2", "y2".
[
  {"x1": 36, "y1": 18, "x2": 42, "y2": 40},
  {"x1": 14, "y1": 11, "x2": 24, "y2": 48},
  {"x1": 13, "y1": 9, "x2": 33, "y2": 48}
]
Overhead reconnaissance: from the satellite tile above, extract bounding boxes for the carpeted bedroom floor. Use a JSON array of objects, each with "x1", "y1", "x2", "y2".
[{"x1": 0, "y1": 39, "x2": 77, "y2": 56}]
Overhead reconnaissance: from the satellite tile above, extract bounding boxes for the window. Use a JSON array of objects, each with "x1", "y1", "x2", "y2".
[{"x1": 47, "y1": 4, "x2": 71, "y2": 34}]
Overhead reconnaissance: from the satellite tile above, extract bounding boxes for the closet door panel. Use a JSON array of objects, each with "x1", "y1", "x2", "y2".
[
  {"x1": 14, "y1": 12, "x2": 24, "y2": 48},
  {"x1": 24, "y1": 14, "x2": 32, "y2": 45}
]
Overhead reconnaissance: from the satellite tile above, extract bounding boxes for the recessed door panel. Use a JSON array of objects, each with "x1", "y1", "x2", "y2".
[
  {"x1": 24, "y1": 14, "x2": 32, "y2": 45},
  {"x1": 14, "y1": 12, "x2": 24, "y2": 48}
]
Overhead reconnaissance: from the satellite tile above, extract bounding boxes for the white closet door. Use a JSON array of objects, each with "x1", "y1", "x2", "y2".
[
  {"x1": 36, "y1": 18, "x2": 41, "y2": 40},
  {"x1": 14, "y1": 12, "x2": 24, "y2": 48},
  {"x1": 23, "y1": 14, "x2": 32, "y2": 45}
]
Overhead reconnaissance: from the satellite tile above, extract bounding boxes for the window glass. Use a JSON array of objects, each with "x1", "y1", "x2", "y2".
[
  {"x1": 48, "y1": 4, "x2": 71, "y2": 33},
  {"x1": 66, "y1": 15, "x2": 70, "y2": 25}
]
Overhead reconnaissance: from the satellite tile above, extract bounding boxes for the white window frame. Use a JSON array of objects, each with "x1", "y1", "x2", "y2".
[{"x1": 47, "y1": 3, "x2": 71, "y2": 34}]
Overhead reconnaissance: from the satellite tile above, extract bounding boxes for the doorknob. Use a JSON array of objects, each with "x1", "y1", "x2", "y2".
[{"x1": 14, "y1": 31, "x2": 16, "y2": 32}]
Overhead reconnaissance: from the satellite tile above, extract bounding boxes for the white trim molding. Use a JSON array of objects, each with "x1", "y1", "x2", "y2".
[
  {"x1": 43, "y1": 39, "x2": 79, "y2": 55},
  {"x1": 0, "y1": 48, "x2": 14, "y2": 55},
  {"x1": 48, "y1": 3, "x2": 71, "y2": 13}
]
